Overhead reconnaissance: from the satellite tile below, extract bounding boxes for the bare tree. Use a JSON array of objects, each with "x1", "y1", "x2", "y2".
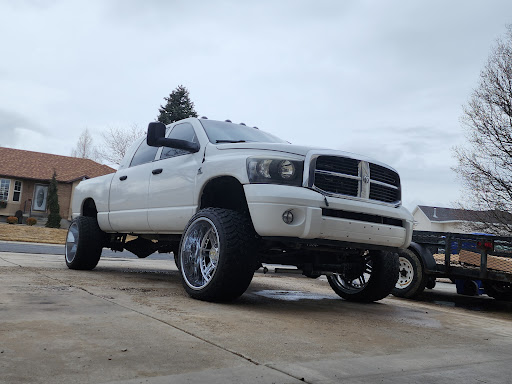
[
  {"x1": 454, "y1": 25, "x2": 512, "y2": 234},
  {"x1": 71, "y1": 128, "x2": 99, "y2": 161},
  {"x1": 97, "y1": 124, "x2": 145, "y2": 165}
]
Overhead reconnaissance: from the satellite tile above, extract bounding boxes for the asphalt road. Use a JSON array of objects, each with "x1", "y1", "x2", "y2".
[{"x1": 1, "y1": 251, "x2": 511, "y2": 384}]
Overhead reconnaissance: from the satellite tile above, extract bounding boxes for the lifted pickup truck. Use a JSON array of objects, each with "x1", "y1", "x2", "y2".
[{"x1": 66, "y1": 117, "x2": 413, "y2": 302}]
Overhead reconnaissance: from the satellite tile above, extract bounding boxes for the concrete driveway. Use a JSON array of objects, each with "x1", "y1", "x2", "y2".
[{"x1": 1, "y1": 251, "x2": 511, "y2": 384}]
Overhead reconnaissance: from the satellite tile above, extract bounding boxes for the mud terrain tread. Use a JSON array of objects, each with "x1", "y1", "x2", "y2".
[
  {"x1": 328, "y1": 250, "x2": 399, "y2": 303},
  {"x1": 66, "y1": 216, "x2": 103, "y2": 270},
  {"x1": 179, "y1": 208, "x2": 256, "y2": 302}
]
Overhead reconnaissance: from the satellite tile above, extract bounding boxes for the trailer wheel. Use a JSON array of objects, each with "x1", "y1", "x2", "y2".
[
  {"x1": 327, "y1": 250, "x2": 399, "y2": 303},
  {"x1": 391, "y1": 249, "x2": 426, "y2": 299},
  {"x1": 179, "y1": 208, "x2": 256, "y2": 302},
  {"x1": 426, "y1": 277, "x2": 437, "y2": 290},
  {"x1": 483, "y1": 281, "x2": 512, "y2": 301}
]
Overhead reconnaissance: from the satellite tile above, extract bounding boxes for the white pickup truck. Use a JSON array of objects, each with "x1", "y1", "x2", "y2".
[{"x1": 66, "y1": 117, "x2": 413, "y2": 302}]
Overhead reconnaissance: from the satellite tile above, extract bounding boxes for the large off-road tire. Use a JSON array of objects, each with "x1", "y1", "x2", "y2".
[
  {"x1": 174, "y1": 253, "x2": 180, "y2": 271},
  {"x1": 391, "y1": 249, "x2": 427, "y2": 299},
  {"x1": 327, "y1": 250, "x2": 399, "y2": 303},
  {"x1": 179, "y1": 208, "x2": 256, "y2": 302},
  {"x1": 483, "y1": 281, "x2": 512, "y2": 301},
  {"x1": 65, "y1": 216, "x2": 104, "y2": 270}
]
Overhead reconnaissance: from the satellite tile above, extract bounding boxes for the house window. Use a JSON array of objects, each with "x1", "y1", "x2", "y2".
[
  {"x1": 0, "y1": 179, "x2": 10, "y2": 201},
  {"x1": 13, "y1": 181, "x2": 22, "y2": 202}
]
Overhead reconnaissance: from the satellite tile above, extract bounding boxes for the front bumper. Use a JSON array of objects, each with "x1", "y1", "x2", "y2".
[{"x1": 244, "y1": 184, "x2": 413, "y2": 249}]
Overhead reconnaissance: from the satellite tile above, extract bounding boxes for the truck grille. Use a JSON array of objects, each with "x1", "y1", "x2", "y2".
[
  {"x1": 312, "y1": 155, "x2": 401, "y2": 204},
  {"x1": 316, "y1": 156, "x2": 359, "y2": 176},
  {"x1": 314, "y1": 173, "x2": 359, "y2": 196}
]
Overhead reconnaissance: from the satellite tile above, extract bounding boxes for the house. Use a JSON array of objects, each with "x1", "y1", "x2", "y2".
[
  {"x1": 412, "y1": 205, "x2": 512, "y2": 234},
  {"x1": 0, "y1": 147, "x2": 115, "y2": 223}
]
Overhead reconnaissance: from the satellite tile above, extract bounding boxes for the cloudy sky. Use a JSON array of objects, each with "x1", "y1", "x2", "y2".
[{"x1": 1, "y1": 0, "x2": 511, "y2": 211}]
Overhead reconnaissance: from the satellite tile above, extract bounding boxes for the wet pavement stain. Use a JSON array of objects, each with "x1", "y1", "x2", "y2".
[{"x1": 253, "y1": 290, "x2": 337, "y2": 301}]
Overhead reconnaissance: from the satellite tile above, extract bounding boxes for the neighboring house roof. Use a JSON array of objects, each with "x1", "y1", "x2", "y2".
[
  {"x1": 416, "y1": 205, "x2": 512, "y2": 225},
  {"x1": 0, "y1": 147, "x2": 115, "y2": 183}
]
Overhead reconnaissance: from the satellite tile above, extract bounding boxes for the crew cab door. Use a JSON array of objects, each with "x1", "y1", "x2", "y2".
[
  {"x1": 147, "y1": 122, "x2": 202, "y2": 232},
  {"x1": 109, "y1": 138, "x2": 159, "y2": 232}
]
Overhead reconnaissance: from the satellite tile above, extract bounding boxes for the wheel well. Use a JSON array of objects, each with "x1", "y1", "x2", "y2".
[
  {"x1": 200, "y1": 177, "x2": 249, "y2": 214},
  {"x1": 82, "y1": 198, "x2": 98, "y2": 219}
]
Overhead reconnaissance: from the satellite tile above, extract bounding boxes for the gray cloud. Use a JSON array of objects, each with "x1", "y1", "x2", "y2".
[
  {"x1": 1, "y1": 0, "x2": 511, "y2": 211},
  {"x1": 0, "y1": 109, "x2": 42, "y2": 147}
]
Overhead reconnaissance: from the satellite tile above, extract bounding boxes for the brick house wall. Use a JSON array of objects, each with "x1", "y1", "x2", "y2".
[
  {"x1": 1, "y1": 147, "x2": 115, "y2": 223},
  {"x1": 19, "y1": 180, "x2": 36, "y2": 215},
  {"x1": 57, "y1": 182, "x2": 73, "y2": 220},
  {"x1": 1, "y1": 178, "x2": 80, "y2": 221}
]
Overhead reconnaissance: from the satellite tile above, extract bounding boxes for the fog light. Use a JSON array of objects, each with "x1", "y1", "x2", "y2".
[{"x1": 282, "y1": 210, "x2": 294, "y2": 224}]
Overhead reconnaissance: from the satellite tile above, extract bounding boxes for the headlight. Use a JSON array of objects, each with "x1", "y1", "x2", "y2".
[
  {"x1": 277, "y1": 160, "x2": 296, "y2": 179},
  {"x1": 247, "y1": 158, "x2": 304, "y2": 186}
]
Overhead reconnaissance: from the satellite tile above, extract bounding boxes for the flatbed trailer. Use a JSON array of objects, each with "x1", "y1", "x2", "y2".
[{"x1": 391, "y1": 230, "x2": 512, "y2": 301}]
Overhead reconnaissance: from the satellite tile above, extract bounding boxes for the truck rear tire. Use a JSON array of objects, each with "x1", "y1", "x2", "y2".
[
  {"x1": 327, "y1": 250, "x2": 399, "y2": 303},
  {"x1": 179, "y1": 208, "x2": 256, "y2": 302},
  {"x1": 65, "y1": 216, "x2": 104, "y2": 270},
  {"x1": 391, "y1": 249, "x2": 427, "y2": 299}
]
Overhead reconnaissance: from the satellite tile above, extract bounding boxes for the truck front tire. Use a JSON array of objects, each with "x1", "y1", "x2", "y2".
[
  {"x1": 65, "y1": 216, "x2": 104, "y2": 270},
  {"x1": 327, "y1": 250, "x2": 399, "y2": 302},
  {"x1": 391, "y1": 249, "x2": 427, "y2": 299},
  {"x1": 179, "y1": 208, "x2": 256, "y2": 302}
]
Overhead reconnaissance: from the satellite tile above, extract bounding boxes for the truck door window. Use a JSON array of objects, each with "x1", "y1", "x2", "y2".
[
  {"x1": 129, "y1": 139, "x2": 159, "y2": 167},
  {"x1": 160, "y1": 123, "x2": 199, "y2": 160}
]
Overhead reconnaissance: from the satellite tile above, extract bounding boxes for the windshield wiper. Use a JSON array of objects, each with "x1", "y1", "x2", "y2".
[{"x1": 215, "y1": 140, "x2": 247, "y2": 143}]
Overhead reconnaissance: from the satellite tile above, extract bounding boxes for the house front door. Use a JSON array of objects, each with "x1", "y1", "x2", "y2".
[{"x1": 32, "y1": 184, "x2": 48, "y2": 211}]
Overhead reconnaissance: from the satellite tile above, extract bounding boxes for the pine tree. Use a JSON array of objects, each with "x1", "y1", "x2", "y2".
[
  {"x1": 46, "y1": 171, "x2": 62, "y2": 228},
  {"x1": 157, "y1": 85, "x2": 198, "y2": 124}
]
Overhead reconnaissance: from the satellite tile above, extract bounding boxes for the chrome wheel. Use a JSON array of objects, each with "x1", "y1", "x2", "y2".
[
  {"x1": 180, "y1": 217, "x2": 220, "y2": 290},
  {"x1": 178, "y1": 208, "x2": 256, "y2": 302},
  {"x1": 65, "y1": 221, "x2": 79, "y2": 264},
  {"x1": 329, "y1": 253, "x2": 372, "y2": 294},
  {"x1": 396, "y1": 256, "x2": 414, "y2": 289}
]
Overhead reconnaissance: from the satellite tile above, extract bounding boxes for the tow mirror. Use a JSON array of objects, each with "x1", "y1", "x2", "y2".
[
  {"x1": 146, "y1": 121, "x2": 200, "y2": 153},
  {"x1": 147, "y1": 122, "x2": 166, "y2": 147}
]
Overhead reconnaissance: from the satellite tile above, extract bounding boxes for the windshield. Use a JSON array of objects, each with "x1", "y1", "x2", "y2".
[{"x1": 199, "y1": 119, "x2": 288, "y2": 144}]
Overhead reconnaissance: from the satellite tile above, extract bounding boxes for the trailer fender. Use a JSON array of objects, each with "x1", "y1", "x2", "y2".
[{"x1": 408, "y1": 242, "x2": 436, "y2": 272}]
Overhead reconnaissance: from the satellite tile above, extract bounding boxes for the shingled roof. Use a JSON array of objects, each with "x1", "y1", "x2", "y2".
[
  {"x1": 417, "y1": 205, "x2": 512, "y2": 224},
  {"x1": 0, "y1": 147, "x2": 115, "y2": 183}
]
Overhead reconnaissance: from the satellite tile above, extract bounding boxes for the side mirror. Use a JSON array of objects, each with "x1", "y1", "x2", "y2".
[
  {"x1": 146, "y1": 122, "x2": 200, "y2": 153},
  {"x1": 147, "y1": 122, "x2": 166, "y2": 147}
]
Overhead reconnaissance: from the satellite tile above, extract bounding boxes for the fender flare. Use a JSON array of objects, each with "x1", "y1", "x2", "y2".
[{"x1": 407, "y1": 242, "x2": 436, "y2": 272}]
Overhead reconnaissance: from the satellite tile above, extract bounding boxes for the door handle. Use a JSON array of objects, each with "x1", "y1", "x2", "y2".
[
  {"x1": 119, "y1": 175, "x2": 127, "y2": 181},
  {"x1": 152, "y1": 168, "x2": 163, "y2": 175}
]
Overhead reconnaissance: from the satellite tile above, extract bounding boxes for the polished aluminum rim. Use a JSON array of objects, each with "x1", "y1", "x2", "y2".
[
  {"x1": 180, "y1": 217, "x2": 220, "y2": 290},
  {"x1": 65, "y1": 221, "x2": 79, "y2": 263},
  {"x1": 330, "y1": 254, "x2": 372, "y2": 293},
  {"x1": 396, "y1": 256, "x2": 414, "y2": 289}
]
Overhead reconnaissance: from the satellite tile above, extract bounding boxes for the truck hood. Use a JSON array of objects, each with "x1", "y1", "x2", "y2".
[
  {"x1": 215, "y1": 142, "x2": 391, "y2": 169},
  {"x1": 215, "y1": 142, "x2": 324, "y2": 157}
]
